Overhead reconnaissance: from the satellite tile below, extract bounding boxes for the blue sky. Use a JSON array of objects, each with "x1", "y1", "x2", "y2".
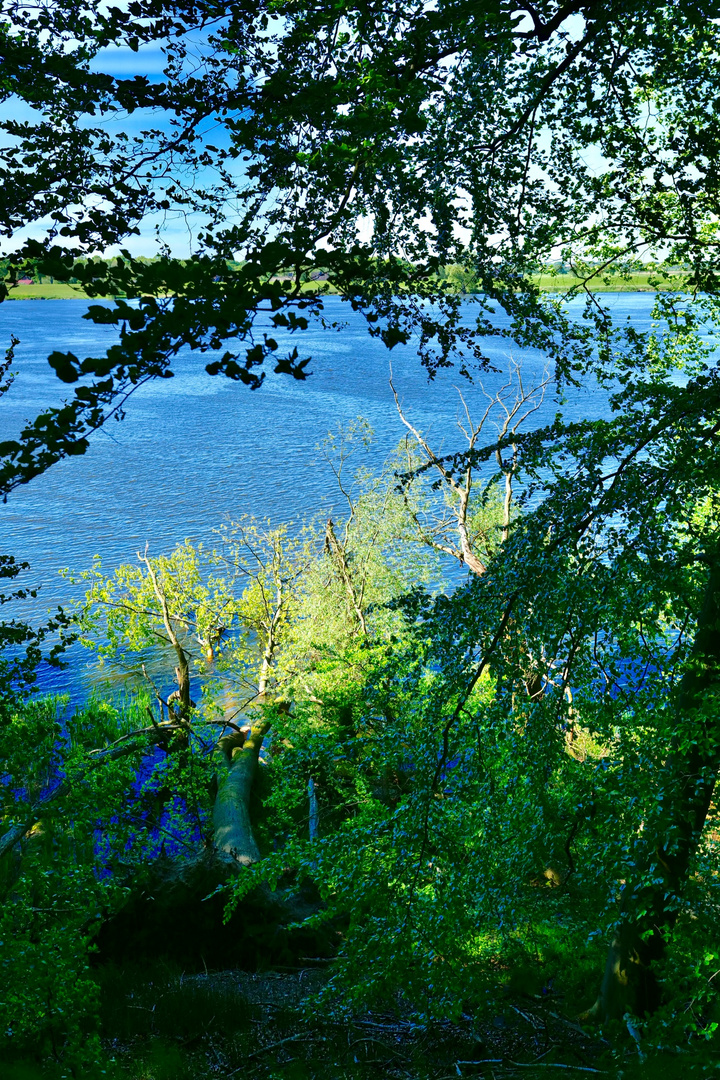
[
  {"x1": 2, "y1": 15, "x2": 612, "y2": 264},
  {"x1": 3, "y1": 31, "x2": 245, "y2": 259}
]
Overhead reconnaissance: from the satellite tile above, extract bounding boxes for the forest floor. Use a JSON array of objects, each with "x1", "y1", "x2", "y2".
[
  {"x1": 83, "y1": 964, "x2": 696, "y2": 1080},
  {"x1": 4, "y1": 961, "x2": 710, "y2": 1079}
]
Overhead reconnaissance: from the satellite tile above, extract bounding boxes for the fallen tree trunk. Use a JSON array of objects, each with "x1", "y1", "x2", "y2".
[
  {"x1": 94, "y1": 713, "x2": 332, "y2": 967},
  {"x1": 214, "y1": 717, "x2": 271, "y2": 865}
]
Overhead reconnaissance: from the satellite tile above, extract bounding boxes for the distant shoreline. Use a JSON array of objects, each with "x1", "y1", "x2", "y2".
[
  {"x1": 4, "y1": 283, "x2": 110, "y2": 301},
  {"x1": 3, "y1": 274, "x2": 680, "y2": 301}
]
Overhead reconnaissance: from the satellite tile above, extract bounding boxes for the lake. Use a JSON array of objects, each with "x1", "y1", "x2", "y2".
[{"x1": 0, "y1": 292, "x2": 660, "y2": 699}]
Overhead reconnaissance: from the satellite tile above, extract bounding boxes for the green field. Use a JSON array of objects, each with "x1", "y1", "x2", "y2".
[
  {"x1": 2, "y1": 273, "x2": 685, "y2": 302},
  {"x1": 533, "y1": 270, "x2": 683, "y2": 292},
  {"x1": 5, "y1": 282, "x2": 91, "y2": 299}
]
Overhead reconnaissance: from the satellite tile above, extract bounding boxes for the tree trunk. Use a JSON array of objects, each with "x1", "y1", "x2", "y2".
[
  {"x1": 308, "y1": 777, "x2": 319, "y2": 840},
  {"x1": 324, "y1": 518, "x2": 367, "y2": 635},
  {"x1": 213, "y1": 718, "x2": 270, "y2": 866},
  {"x1": 591, "y1": 557, "x2": 720, "y2": 1019},
  {"x1": 140, "y1": 549, "x2": 192, "y2": 721}
]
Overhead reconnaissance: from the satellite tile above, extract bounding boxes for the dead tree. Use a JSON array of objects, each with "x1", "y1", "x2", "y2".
[{"x1": 390, "y1": 359, "x2": 550, "y2": 575}]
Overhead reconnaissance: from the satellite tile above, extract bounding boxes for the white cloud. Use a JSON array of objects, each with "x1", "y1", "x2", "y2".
[{"x1": 89, "y1": 43, "x2": 168, "y2": 79}]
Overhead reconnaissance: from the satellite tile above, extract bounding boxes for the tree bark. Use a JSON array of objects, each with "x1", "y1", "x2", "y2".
[
  {"x1": 139, "y1": 549, "x2": 192, "y2": 719},
  {"x1": 591, "y1": 556, "x2": 720, "y2": 1019},
  {"x1": 308, "y1": 777, "x2": 319, "y2": 840},
  {"x1": 213, "y1": 718, "x2": 270, "y2": 866},
  {"x1": 456, "y1": 486, "x2": 488, "y2": 577},
  {"x1": 324, "y1": 518, "x2": 368, "y2": 634}
]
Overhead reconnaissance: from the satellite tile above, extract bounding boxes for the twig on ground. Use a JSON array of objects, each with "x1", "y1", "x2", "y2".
[
  {"x1": 354, "y1": 1018, "x2": 408, "y2": 1029},
  {"x1": 548, "y1": 1009, "x2": 611, "y2": 1047},
  {"x1": 508, "y1": 1063, "x2": 605, "y2": 1074},
  {"x1": 349, "y1": 1037, "x2": 406, "y2": 1058},
  {"x1": 227, "y1": 1033, "x2": 309, "y2": 1074},
  {"x1": 511, "y1": 1004, "x2": 543, "y2": 1028},
  {"x1": 456, "y1": 1059, "x2": 503, "y2": 1066}
]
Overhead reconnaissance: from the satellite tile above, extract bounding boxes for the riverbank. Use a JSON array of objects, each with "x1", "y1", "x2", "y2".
[
  {"x1": 3, "y1": 271, "x2": 682, "y2": 301},
  {"x1": 5, "y1": 282, "x2": 94, "y2": 300},
  {"x1": 534, "y1": 270, "x2": 681, "y2": 292}
]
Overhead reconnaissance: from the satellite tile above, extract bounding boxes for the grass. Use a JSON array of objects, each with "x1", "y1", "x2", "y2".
[
  {"x1": 5, "y1": 282, "x2": 92, "y2": 299},
  {"x1": 532, "y1": 271, "x2": 683, "y2": 293},
  {"x1": 3, "y1": 273, "x2": 688, "y2": 303}
]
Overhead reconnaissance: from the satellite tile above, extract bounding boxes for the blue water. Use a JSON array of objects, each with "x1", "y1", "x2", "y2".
[{"x1": 0, "y1": 293, "x2": 660, "y2": 698}]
